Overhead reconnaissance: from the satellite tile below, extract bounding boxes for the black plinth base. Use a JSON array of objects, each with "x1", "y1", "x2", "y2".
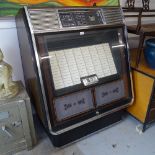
[{"x1": 48, "y1": 110, "x2": 124, "y2": 147}]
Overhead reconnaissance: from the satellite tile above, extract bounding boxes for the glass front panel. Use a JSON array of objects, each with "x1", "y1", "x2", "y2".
[
  {"x1": 38, "y1": 28, "x2": 125, "y2": 96},
  {"x1": 36, "y1": 27, "x2": 132, "y2": 125}
]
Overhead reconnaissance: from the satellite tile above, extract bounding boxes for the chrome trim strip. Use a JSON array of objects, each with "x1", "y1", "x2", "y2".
[
  {"x1": 57, "y1": 9, "x2": 62, "y2": 29},
  {"x1": 112, "y1": 44, "x2": 125, "y2": 48},
  {"x1": 24, "y1": 6, "x2": 52, "y2": 131},
  {"x1": 120, "y1": 7, "x2": 134, "y2": 106},
  {"x1": 32, "y1": 23, "x2": 123, "y2": 34}
]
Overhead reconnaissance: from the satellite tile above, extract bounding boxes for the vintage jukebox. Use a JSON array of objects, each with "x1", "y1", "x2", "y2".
[{"x1": 16, "y1": 6, "x2": 133, "y2": 146}]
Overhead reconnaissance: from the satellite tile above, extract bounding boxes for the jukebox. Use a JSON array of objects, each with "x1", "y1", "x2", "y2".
[{"x1": 16, "y1": 6, "x2": 133, "y2": 146}]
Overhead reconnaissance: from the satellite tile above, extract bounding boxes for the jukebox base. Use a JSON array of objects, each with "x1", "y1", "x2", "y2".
[{"x1": 48, "y1": 110, "x2": 124, "y2": 147}]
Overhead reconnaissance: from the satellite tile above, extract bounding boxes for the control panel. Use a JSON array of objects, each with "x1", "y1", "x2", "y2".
[{"x1": 58, "y1": 9, "x2": 104, "y2": 27}]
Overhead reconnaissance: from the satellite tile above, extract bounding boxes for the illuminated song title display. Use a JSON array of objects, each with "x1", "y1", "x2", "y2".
[{"x1": 49, "y1": 43, "x2": 117, "y2": 90}]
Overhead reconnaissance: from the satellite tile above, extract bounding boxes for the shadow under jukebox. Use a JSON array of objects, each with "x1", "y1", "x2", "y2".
[{"x1": 16, "y1": 6, "x2": 133, "y2": 147}]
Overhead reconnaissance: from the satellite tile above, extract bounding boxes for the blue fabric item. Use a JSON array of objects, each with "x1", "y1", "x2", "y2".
[{"x1": 144, "y1": 38, "x2": 155, "y2": 69}]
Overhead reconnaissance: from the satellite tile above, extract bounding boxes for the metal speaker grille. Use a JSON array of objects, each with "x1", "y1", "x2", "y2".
[
  {"x1": 102, "y1": 8, "x2": 123, "y2": 25},
  {"x1": 28, "y1": 9, "x2": 59, "y2": 33}
]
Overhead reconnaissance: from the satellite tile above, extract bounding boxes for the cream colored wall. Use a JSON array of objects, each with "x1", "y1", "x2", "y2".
[{"x1": 0, "y1": 17, "x2": 24, "y2": 84}]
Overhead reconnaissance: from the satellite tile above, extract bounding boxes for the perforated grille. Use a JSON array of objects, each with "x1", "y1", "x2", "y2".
[
  {"x1": 28, "y1": 9, "x2": 59, "y2": 33},
  {"x1": 102, "y1": 8, "x2": 123, "y2": 25}
]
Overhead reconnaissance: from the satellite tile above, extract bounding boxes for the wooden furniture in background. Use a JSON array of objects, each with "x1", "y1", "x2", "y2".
[
  {"x1": 127, "y1": 0, "x2": 150, "y2": 10},
  {"x1": 127, "y1": 0, "x2": 135, "y2": 8},
  {"x1": 128, "y1": 50, "x2": 155, "y2": 132},
  {"x1": 0, "y1": 82, "x2": 36, "y2": 155},
  {"x1": 123, "y1": 0, "x2": 155, "y2": 68},
  {"x1": 142, "y1": 0, "x2": 150, "y2": 10}
]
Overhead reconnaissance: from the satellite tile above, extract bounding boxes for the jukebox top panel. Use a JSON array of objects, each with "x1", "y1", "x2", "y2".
[
  {"x1": 49, "y1": 43, "x2": 117, "y2": 90},
  {"x1": 27, "y1": 7, "x2": 123, "y2": 33}
]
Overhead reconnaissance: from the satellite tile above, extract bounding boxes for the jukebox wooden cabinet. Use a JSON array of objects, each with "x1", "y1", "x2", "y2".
[{"x1": 16, "y1": 6, "x2": 133, "y2": 146}]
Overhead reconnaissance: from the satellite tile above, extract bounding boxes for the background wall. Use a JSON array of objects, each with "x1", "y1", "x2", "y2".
[{"x1": 0, "y1": 17, "x2": 24, "y2": 83}]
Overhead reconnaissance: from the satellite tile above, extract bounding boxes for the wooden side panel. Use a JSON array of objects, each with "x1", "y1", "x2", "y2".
[{"x1": 128, "y1": 70, "x2": 154, "y2": 123}]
